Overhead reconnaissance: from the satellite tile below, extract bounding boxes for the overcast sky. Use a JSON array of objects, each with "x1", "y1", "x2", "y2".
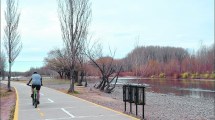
[{"x1": 1, "y1": 0, "x2": 214, "y2": 72}]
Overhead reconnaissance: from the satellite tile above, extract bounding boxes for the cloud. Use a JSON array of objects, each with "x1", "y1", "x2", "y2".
[{"x1": 1, "y1": 0, "x2": 214, "y2": 72}]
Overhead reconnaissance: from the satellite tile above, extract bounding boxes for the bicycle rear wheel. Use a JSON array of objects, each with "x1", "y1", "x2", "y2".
[
  {"x1": 32, "y1": 98, "x2": 34, "y2": 106},
  {"x1": 34, "y1": 97, "x2": 37, "y2": 108},
  {"x1": 34, "y1": 91, "x2": 37, "y2": 108},
  {"x1": 34, "y1": 99, "x2": 37, "y2": 108}
]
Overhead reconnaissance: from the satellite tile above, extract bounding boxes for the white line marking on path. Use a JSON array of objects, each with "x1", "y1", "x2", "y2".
[
  {"x1": 40, "y1": 93, "x2": 44, "y2": 96},
  {"x1": 45, "y1": 117, "x2": 72, "y2": 120},
  {"x1": 61, "y1": 108, "x2": 75, "y2": 118},
  {"x1": 76, "y1": 114, "x2": 121, "y2": 118},
  {"x1": 48, "y1": 98, "x2": 54, "y2": 103}
]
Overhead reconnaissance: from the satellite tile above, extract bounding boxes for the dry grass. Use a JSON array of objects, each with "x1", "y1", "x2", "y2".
[
  {"x1": 9, "y1": 105, "x2": 15, "y2": 120},
  {"x1": 0, "y1": 83, "x2": 16, "y2": 120},
  {"x1": 0, "y1": 87, "x2": 12, "y2": 97}
]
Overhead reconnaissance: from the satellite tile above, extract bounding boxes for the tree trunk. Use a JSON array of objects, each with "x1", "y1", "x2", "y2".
[
  {"x1": 58, "y1": 71, "x2": 63, "y2": 79},
  {"x1": 2, "y1": 71, "x2": 5, "y2": 80},
  {"x1": 77, "y1": 71, "x2": 84, "y2": 86},
  {"x1": 73, "y1": 71, "x2": 78, "y2": 83},
  {"x1": 68, "y1": 69, "x2": 75, "y2": 93},
  {"x1": 84, "y1": 77, "x2": 88, "y2": 87},
  {"x1": 95, "y1": 80, "x2": 103, "y2": 89},
  {"x1": 214, "y1": 44, "x2": 215, "y2": 73},
  {"x1": 7, "y1": 62, "x2": 12, "y2": 91},
  {"x1": 105, "y1": 67, "x2": 122, "y2": 93},
  {"x1": 100, "y1": 80, "x2": 106, "y2": 91},
  {"x1": 65, "y1": 71, "x2": 70, "y2": 79},
  {"x1": 179, "y1": 61, "x2": 182, "y2": 73}
]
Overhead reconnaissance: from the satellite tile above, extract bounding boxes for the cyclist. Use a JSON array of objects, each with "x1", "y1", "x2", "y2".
[{"x1": 27, "y1": 72, "x2": 43, "y2": 104}]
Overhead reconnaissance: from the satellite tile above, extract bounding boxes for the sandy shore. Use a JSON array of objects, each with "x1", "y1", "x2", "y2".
[{"x1": 45, "y1": 80, "x2": 215, "y2": 120}]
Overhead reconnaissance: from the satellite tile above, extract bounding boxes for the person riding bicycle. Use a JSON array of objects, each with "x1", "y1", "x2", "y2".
[{"x1": 27, "y1": 72, "x2": 43, "y2": 104}]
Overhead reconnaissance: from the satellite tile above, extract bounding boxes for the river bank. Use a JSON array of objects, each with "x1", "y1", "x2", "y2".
[{"x1": 44, "y1": 79, "x2": 215, "y2": 120}]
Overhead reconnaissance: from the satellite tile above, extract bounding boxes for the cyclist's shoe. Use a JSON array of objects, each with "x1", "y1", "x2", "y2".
[
  {"x1": 31, "y1": 94, "x2": 33, "y2": 98},
  {"x1": 37, "y1": 101, "x2": 40, "y2": 104}
]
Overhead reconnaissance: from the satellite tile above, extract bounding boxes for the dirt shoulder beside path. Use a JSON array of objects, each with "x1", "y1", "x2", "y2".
[{"x1": 0, "y1": 83, "x2": 16, "y2": 120}]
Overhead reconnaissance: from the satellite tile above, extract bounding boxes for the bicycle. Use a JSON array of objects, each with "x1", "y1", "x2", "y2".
[{"x1": 27, "y1": 84, "x2": 38, "y2": 108}]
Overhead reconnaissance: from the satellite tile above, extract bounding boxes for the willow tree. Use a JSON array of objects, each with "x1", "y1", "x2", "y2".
[
  {"x1": 4, "y1": 0, "x2": 22, "y2": 91},
  {"x1": 58, "y1": 0, "x2": 91, "y2": 93}
]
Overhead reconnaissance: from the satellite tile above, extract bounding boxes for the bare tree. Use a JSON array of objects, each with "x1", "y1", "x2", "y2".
[
  {"x1": 4, "y1": 0, "x2": 22, "y2": 91},
  {"x1": 58, "y1": 0, "x2": 91, "y2": 93},
  {"x1": 86, "y1": 44, "x2": 122, "y2": 93},
  {"x1": 213, "y1": 43, "x2": 215, "y2": 73},
  {"x1": 44, "y1": 48, "x2": 69, "y2": 79},
  {"x1": 174, "y1": 48, "x2": 189, "y2": 73},
  {"x1": 0, "y1": 52, "x2": 7, "y2": 80}
]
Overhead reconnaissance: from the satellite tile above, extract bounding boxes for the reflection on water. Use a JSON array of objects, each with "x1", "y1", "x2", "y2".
[{"x1": 117, "y1": 78, "x2": 215, "y2": 99}]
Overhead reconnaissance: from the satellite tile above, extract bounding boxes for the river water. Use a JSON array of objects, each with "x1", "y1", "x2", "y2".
[{"x1": 116, "y1": 78, "x2": 215, "y2": 99}]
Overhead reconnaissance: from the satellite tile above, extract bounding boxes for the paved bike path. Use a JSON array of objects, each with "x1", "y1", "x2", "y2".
[{"x1": 9, "y1": 82, "x2": 138, "y2": 120}]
